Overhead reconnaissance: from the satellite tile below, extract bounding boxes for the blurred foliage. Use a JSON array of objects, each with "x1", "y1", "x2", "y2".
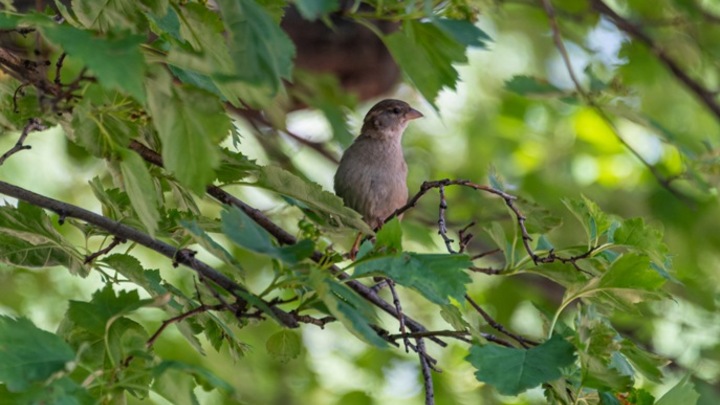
[{"x1": 0, "y1": 0, "x2": 718, "y2": 404}]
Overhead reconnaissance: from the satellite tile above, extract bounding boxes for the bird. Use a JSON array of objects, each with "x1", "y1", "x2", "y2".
[{"x1": 334, "y1": 99, "x2": 423, "y2": 230}]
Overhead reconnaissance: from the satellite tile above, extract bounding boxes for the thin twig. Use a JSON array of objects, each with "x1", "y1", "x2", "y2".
[
  {"x1": 417, "y1": 338, "x2": 435, "y2": 405},
  {"x1": 466, "y1": 294, "x2": 538, "y2": 348},
  {"x1": 147, "y1": 304, "x2": 225, "y2": 348},
  {"x1": 0, "y1": 180, "x2": 299, "y2": 328},
  {"x1": 541, "y1": 0, "x2": 693, "y2": 205},
  {"x1": 386, "y1": 278, "x2": 411, "y2": 352},
  {"x1": 84, "y1": 236, "x2": 126, "y2": 264},
  {"x1": 590, "y1": 0, "x2": 720, "y2": 122},
  {"x1": 0, "y1": 118, "x2": 45, "y2": 165},
  {"x1": 127, "y1": 140, "x2": 447, "y2": 348},
  {"x1": 437, "y1": 185, "x2": 456, "y2": 253}
]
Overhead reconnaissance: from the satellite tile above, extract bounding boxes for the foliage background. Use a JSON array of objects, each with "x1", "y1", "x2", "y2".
[{"x1": 0, "y1": 0, "x2": 719, "y2": 404}]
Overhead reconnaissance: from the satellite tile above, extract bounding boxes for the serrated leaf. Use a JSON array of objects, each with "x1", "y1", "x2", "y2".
[
  {"x1": 598, "y1": 254, "x2": 665, "y2": 291},
  {"x1": 41, "y1": 24, "x2": 146, "y2": 102},
  {"x1": 146, "y1": 69, "x2": 231, "y2": 194},
  {"x1": 0, "y1": 202, "x2": 88, "y2": 276},
  {"x1": 102, "y1": 254, "x2": 167, "y2": 296},
  {"x1": 119, "y1": 150, "x2": 160, "y2": 236},
  {"x1": 619, "y1": 340, "x2": 667, "y2": 383},
  {"x1": 467, "y1": 334, "x2": 576, "y2": 395},
  {"x1": 434, "y1": 18, "x2": 491, "y2": 48},
  {"x1": 71, "y1": 0, "x2": 148, "y2": 32},
  {"x1": 0, "y1": 316, "x2": 76, "y2": 391},
  {"x1": 216, "y1": 0, "x2": 295, "y2": 94},
  {"x1": 0, "y1": 377, "x2": 93, "y2": 405},
  {"x1": 384, "y1": 20, "x2": 467, "y2": 105},
  {"x1": 70, "y1": 94, "x2": 139, "y2": 158},
  {"x1": 354, "y1": 253, "x2": 472, "y2": 305},
  {"x1": 655, "y1": 375, "x2": 699, "y2": 405},
  {"x1": 563, "y1": 195, "x2": 612, "y2": 246},
  {"x1": 613, "y1": 217, "x2": 670, "y2": 272},
  {"x1": 266, "y1": 330, "x2": 302, "y2": 363},
  {"x1": 254, "y1": 165, "x2": 372, "y2": 233},
  {"x1": 308, "y1": 268, "x2": 387, "y2": 347},
  {"x1": 505, "y1": 75, "x2": 562, "y2": 96},
  {"x1": 221, "y1": 206, "x2": 314, "y2": 264},
  {"x1": 152, "y1": 367, "x2": 200, "y2": 405}
]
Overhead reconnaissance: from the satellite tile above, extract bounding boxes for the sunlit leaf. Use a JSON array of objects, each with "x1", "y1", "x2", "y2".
[
  {"x1": 655, "y1": 375, "x2": 699, "y2": 405},
  {"x1": 266, "y1": 330, "x2": 302, "y2": 363},
  {"x1": 119, "y1": 150, "x2": 160, "y2": 237},
  {"x1": 0, "y1": 202, "x2": 88, "y2": 276}
]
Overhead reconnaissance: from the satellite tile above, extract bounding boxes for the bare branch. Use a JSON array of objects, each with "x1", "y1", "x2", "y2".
[
  {"x1": 0, "y1": 118, "x2": 45, "y2": 165},
  {"x1": 417, "y1": 338, "x2": 435, "y2": 405},
  {"x1": 590, "y1": 0, "x2": 720, "y2": 122}
]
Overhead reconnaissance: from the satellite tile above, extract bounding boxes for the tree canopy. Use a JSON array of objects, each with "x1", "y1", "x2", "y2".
[{"x1": 0, "y1": 0, "x2": 718, "y2": 404}]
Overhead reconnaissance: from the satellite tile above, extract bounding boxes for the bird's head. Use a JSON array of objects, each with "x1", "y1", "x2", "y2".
[{"x1": 360, "y1": 99, "x2": 423, "y2": 139}]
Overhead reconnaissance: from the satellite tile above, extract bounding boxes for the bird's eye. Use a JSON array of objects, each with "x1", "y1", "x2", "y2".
[{"x1": 392, "y1": 107, "x2": 401, "y2": 114}]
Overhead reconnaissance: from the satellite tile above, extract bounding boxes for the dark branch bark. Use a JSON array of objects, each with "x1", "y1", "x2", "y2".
[{"x1": 0, "y1": 180, "x2": 299, "y2": 328}]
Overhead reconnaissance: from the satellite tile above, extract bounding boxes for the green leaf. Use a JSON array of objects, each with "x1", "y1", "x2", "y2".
[
  {"x1": 290, "y1": 70, "x2": 356, "y2": 147},
  {"x1": 374, "y1": 217, "x2": 403, "y2": 253},
  {"x1": 153, "y1": 361, "x2": 235, "y2": 394},
  {"x1": 655, "y1": 375, "x2": 699, "y2": 405},
  {"x1": 254, "y1": 166, "x2": 372, "y2": 233},
  {"x1": 612, "y1": 217, "x2": 670, "y2": 272},
  {"x1": 384, "y1": 20, "x2": 467, "y2": 105},
  {"x1": 146, "y1": 69, "x2": 231, "y2": 194},
  {"x1": 266, "y1": 330, "x2": 302, "y2": 363},
  {"x1": 440, "y1": 304, "x2": 470, "y2": 331},
  {"x1": 308, "y1": 269, "x2": 387, "y2": 347},
  {"x1": 598, "y1": 254, "x2": 665, "y2": 291},
  {"x1": 0, "y1": 377, "x2": 93, "y2": 405},
  {"x1": 119, "y1": 150, "x2": 160, "y2": 237},
  {"x1": 618, "y1": 340, "x2": 666, "y2": 383},
  {"x1": 216, "y1": 0, "x2": 295, "y2": 93},
  {"x1": 221, "y1": 206, "x2": 314, "y2": 264},
  {"x1": 354, "y1": 253, "x2": 472, "y2": 305},
  {"x1": 70, "y1": 0, "x2": 148, "y2": 32},
  {"x1": 295, "y1": 0, "x2": 339, "y2": 21},
  {"x1": 181, "y1": 220, "x2": 245, "y2": 276},
  {"x1": 69, "y1": 93, "x2": 139, "y2": 158},
  {"x1": 152, "y1": 368, "x2": 200, "y2": 405},
  {"x1": 467, "y1": 334, "x2": 576, "y2": 395},
  {"x1": 563, "y1": 195, "x2": 612, "y2": 245},
  {"x1": 0, "y1": 316, "x2": 75, "y2": 391},
  {"x1": 0, "y1": 202, "x2": 88, "y2": 276},
  {"x1": 505, "y1": 75, "x2": 563, "y2": 96},
  {"x1": 434, "y1": 18, "x2": 491, "y2": 48},
  {"x1": 41, "y1": 24, "x2": 147, "y2": 102},
  {"x1": 101, "y1": 254, "x2": 167, "y2": 296}
]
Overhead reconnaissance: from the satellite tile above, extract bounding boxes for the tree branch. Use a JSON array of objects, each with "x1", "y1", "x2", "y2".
[
  {"x1": 0, "y1": 180, "x2": 299, "y2": 328},
  {"x1": 0, "y1": 118, "x2": 45, "y2": 165},
  {"x1": 590, "y1": 0, "x2": 720, "y2": 122},
  {"x1": 127, "y1": 140, "x2": 447, "y2": 348}
]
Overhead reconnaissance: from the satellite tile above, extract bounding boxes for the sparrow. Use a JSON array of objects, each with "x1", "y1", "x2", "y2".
[{"x1": 334, "y1": 99, "x2": 423, "y2": 230}]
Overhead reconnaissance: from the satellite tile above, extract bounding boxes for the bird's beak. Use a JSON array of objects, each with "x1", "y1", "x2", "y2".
[{"x1": 405, "y1": 108, "x2": 423, "y2": 121}]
